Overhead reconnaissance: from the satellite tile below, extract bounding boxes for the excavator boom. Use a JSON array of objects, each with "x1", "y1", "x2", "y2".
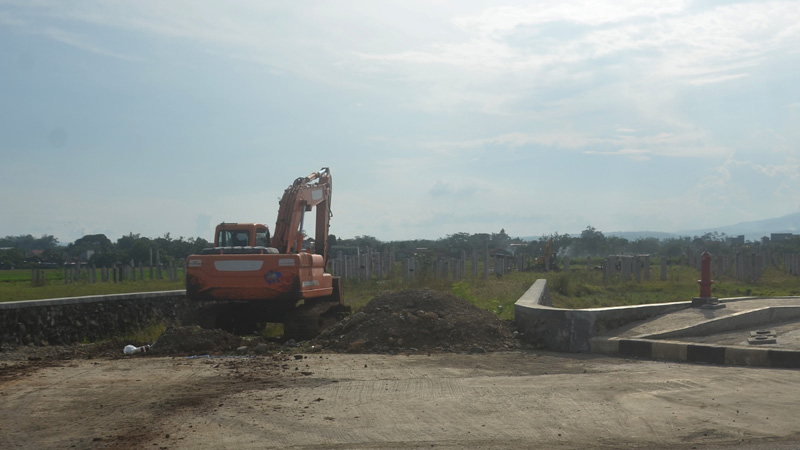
[{"x1": 271, "y1": 167, "x2": 332, "y2": 258}]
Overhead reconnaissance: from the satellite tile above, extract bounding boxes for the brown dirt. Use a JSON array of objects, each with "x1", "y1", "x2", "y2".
[
  {"x1": 148, "y1": 325, "x2": 244, "y2": 355},
  {"x1": 4, "y1": 289, "x2": 800, "y2": 449},
  {"x1": 0, "y1": 289, "x2": 518, "y2": 381},
  {"x1": 314, "y1": 288, "x2": 519, "y2": 353}
]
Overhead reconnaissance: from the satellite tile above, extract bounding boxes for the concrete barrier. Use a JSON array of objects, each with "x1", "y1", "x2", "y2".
[{"x1": 514, "y1": 279, "x2": 689, "y2": 352}]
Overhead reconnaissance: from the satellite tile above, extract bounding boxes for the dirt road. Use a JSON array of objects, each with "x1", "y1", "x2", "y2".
[{"x1": 2, "y1": 349, "x2": 799, "y2": 449}]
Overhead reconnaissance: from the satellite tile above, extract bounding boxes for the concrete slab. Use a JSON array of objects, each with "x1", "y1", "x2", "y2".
[
  {"x1": 591, "y1": 297, "x2": 800, "y2": 369},
  {"x1": 513, "y1": 280, "x2": 800, "y2": 369}
]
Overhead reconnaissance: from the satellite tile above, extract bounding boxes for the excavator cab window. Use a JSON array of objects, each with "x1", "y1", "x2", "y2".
[
  {"x1": 255, "y1": 228, "x2": 270, "y2": 247},
  {"x1": 218, "y1": 230, "x2": 250, "y2": 247}
]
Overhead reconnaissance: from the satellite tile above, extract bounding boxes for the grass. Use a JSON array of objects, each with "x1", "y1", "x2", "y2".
[
  {"x1": 4, "y1": 263, "x2": 800, "y2": 319},
  {"x1": 121, "y1": 322, "x2": 168, "y2": 345},
  {"x1": 545, "y1": 265, "x2": 800, "y2": 309},
  {"x1": 0, "y1": 269, "x2": 184, "y2": 302},
  {"x1": 342, "y1": 263, "x2": 800, "y2": 318},
  {"x1": 341, "y1": 272, "x2": 532, "y2": 321}
]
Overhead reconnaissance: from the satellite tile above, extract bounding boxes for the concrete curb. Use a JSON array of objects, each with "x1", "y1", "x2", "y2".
[
  {"x1": 590, "y1": 336, "x2": 800, "y2": 369},
  {"x1": 0, "y1": 290, "x2": 187, "y2": 310}
]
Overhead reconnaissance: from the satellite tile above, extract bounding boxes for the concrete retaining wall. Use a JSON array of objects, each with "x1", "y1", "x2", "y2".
[
  {"x1": 0, "y1": 291, "x2": 191, "y2": 347},
  {"x1": 514, "y1": 279, "x2": 690, "y2": 352}
]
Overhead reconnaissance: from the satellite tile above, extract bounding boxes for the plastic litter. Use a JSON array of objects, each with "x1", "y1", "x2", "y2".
[{"x1": 123, "y1": 344, "x2": 151, "y2": 355}]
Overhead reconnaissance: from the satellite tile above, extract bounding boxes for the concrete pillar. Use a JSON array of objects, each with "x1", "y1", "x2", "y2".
[
  {"x1": 472, "y1": 249, "x2": 478, "y2": 277},
  {"x1": 621, "y1": 256, "x2": 631, "y2": 282},
  {"x1": 484, "y1": 241, "x2": 490, "y2": 278},
  {"x1": 606, "y1": 256, "x2": 618, "y2": 282}
]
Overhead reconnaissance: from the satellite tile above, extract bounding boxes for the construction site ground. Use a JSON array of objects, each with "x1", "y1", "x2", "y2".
[{"x1": 3, "y1": 290, "x2": 800, "y2": 449}]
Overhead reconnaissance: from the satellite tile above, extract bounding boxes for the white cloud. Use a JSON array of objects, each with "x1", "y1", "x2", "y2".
[
  {"x1": 584, "y1": 149, "x2": 652, "y2": 162},
  {"x1": 634, "y1": 155, "x2": 800, "y2": 231},
  {"x1": 451, "y1": 1, "x2": 688, "y2": 35},
  {"x1": 428, "y1": 180, "x2": 478, "y2": 198},
  {"x1": 356, "y1": 0, "x2": 800, "y2": 120},
  {"x1": 730, "y1": 160, "x2": 800, "y2": 178},
  {"x1": 40, "y1": 26, "x2": 139, "y2": 61},
  {"x1": 412, "y1": 129, "x2": 731, "y2": 160}
]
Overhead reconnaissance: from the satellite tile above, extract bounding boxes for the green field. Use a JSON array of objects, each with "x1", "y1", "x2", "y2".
[
  {"x1": 0, "y1": 269, "x2": 184, "y2": 302},
  {"x1": 341, "y1": 263, "x2": 800, "y2": 320},
  {"x1": 4, "y1": 263, "x2": 800, "y2": 321}
]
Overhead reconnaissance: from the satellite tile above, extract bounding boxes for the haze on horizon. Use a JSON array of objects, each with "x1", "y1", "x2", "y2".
[{"x1": 2, "y1": 1, "x2": 799, "y2": 245}]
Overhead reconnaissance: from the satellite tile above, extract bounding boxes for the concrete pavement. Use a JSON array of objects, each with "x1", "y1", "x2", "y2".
[{"x1": 591, "y1": 297, "x2": 800, "y2": 368}]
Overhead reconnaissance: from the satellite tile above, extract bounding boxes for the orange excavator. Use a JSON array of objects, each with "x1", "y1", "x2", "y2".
[{"x1": 185, "y1": 167, "x2": 349, "y2": 339}]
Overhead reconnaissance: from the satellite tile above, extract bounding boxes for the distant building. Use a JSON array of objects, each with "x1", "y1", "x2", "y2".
[
  {"x1": 727, "y1": 235, "x2": 745, "y2": 245},
  {"x1": 770, "y1": 233, "x2": 795, "y2": 243}
]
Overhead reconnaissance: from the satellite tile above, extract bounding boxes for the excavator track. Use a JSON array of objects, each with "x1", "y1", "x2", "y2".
[
  {"x1": 192, "y1": 300, "x2": 286, "y2": 335},
  {"x1": 283, "y1": 299, "x2": 351, "y2": 341}
]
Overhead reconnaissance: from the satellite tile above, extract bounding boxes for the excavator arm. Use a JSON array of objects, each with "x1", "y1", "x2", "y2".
[{"x1": 271, "y1": 167, "x2": 332, "y2": 262}]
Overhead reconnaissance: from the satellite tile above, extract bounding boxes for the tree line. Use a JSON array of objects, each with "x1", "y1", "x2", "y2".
[
  {"x1": 331, "y1": 227, "x2": 800, "y2": 262},
  {"x1": 0, "y1": 233, "x2": 209, "y2": 269},
  {"x1": 2, "y1": 226, "x2": 800, "y2": 270}
]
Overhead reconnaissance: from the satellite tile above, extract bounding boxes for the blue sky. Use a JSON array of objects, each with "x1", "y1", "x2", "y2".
[{"x1": 2, "y1": 0, "x2": 799, "y2": 244}]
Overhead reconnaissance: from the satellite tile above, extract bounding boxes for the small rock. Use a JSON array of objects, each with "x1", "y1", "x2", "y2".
[
  {"x1": 254, "y1": 343, "x2": 271, "y2": 355},
  {"x1": 348, "y1": 340, "x2": 367, "y2": 352}
]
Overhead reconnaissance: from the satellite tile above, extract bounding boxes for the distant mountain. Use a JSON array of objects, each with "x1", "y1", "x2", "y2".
[
  {"x1": 677, "y1": 212, "x2": 800, "y2": 241},
  {"x1": 519, "y1": 212, "x2": 800, "y2": 242},
  {"x1": 605, "y1": 231, "x2": 680, "y2": 241},
  {"x1": 520, "y1": 231, "x2": 680, "y2": 241}
]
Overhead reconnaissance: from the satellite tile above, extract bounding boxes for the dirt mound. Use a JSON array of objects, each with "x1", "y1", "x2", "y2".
[
  {"x1": 314, "y1": 289, "x2": 518, "y2": 353},
  {"x1": 149, "y1": 326, "x2": 243, "y2": 355}
]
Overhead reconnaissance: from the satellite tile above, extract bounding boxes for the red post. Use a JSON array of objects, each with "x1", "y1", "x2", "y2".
[{"x1": 698, "y1": 251, "x2": 714, "y2": 298}]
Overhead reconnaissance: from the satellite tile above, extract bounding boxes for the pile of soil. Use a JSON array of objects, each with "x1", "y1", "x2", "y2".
[
  {"x1": 149, "y1": 326, "x2": 243, "y2": 356},
  {"x1": 314, "y1": 289, "x2": 518, "y2": 353}
]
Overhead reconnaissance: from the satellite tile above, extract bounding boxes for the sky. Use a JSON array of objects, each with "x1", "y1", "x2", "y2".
[{"x1": 1, "y1": 0, "x2": 799, "y2": 245}]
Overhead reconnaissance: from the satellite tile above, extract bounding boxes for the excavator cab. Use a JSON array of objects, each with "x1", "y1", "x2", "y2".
[{"x1": 212, "y1": 224, "x2": 271, "y2": 248}]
